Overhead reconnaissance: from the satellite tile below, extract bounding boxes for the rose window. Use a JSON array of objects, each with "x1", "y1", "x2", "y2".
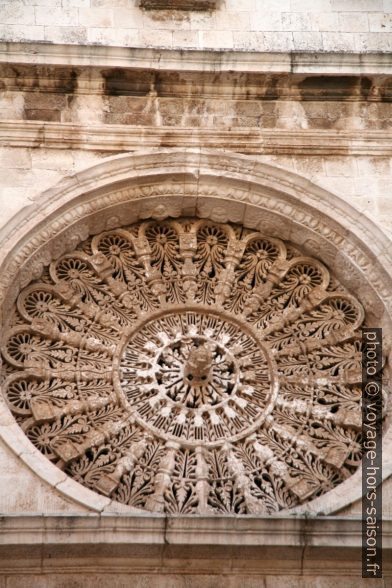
[{"x1": 1, "y1": 219, "x2": 370, "y2": 514}]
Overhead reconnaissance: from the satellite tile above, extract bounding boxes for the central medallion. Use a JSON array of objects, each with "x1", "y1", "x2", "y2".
[{"x1": 116, "y1": 307, "x2": 277, "y2": 448}]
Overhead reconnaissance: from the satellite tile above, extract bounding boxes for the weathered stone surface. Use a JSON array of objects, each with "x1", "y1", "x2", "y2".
[
  {"x1": 0, "y1": 217, "x2": 369, "y2": 515},
  {"x1": 140, "y1": 0, "x2": 218, "y2": 9},
  {"x1": 0, "y1": 3, "x2": 391, "y2": 583},
  {"x1": 0, "y1": 0, "x2": 391, "y2": 52}
]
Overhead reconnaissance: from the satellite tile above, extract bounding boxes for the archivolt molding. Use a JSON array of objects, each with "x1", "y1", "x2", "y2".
[
  {"x1": 0, "y1": 149, "x2": 391, "y2": 515},
  {"x1": 0, "y1": 150, "x2": 391, "y2": 327}
]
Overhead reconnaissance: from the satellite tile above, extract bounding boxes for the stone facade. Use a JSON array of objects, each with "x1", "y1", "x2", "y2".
[
  {"x1": 1, "y1": 0, "x2": 392, "y2": 52},
  {"x1": 0, "y1": 1, "x2": 391, "y2": 586}
]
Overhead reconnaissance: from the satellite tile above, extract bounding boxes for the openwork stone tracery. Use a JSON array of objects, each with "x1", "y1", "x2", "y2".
[{"x1": 1, "y1": 218, "x2": 367, "y2": 514}]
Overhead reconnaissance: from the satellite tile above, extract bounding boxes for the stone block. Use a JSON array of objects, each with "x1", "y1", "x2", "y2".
[
  {"x1": 317, "y1": 175, "x2": 358, "y2": 199},
  {"x1": 310, "y1": 12, "x2": 339, "y2": 31},
  {"x1": 290, "y1": 0, "x2": 333, "y2": 11},
  {"x1": 185, "y1": 11, "x2": 217, "y2": 30},
  {"x1": 249, "y1": 11, "x2": 282, "y2": 32},
  {"x1": 71, "y1": 150, "x2": 105, "y2": 171},
  {"x1": 43, "y1": 26, "x2": 88, "y2": 44},
  {"x1": 112, "y1": 7, "x2": 146, "y2": 28},
  {"x1": 0, "y1": 5, "x2": 34, "y2": 25},
  {"x1": 217, "y1": 11, "x2": 250, "y2": 32},
  {"x1": 294, "y1": 157, "x2": 326, "y2": 178},
  {"x1": 356, "y1": 31, "x2": 392, "y2": 50},
  {"x1": 86, "y1": 27, "x2": 123, "y2": 45},
  {"x1": 339, "y1": 11, "x2": 370, "y2": 31},
  {"x1": 173, "y1": 30, "x2": 199, "y2": 48},
  {"x1": 104, "y1": 112, "x2": 155, "y2": 125},
  {"x1": 224, "y1": 0, "x2": 253, "y2": 9},
  {"x1": 293, "y1": 31, "x2": 323, "y2": 51},
  {"x1": 332, "y1": 0, "x2": 383, "y2": 10},
  {"x1": 0, "y1": 92, "x2": 25, "y2": 120},
  {"x1": 25, "y1": 109, "x2": 61, "y2": 122},
  {"x1": 233, "y1": 31, "x2": 293, "y2": 51},
  {"x1": 322, "y1": 31, "x2": 356, "y2": 51},
  {"x1": 357, "y1": 156, "x2": 391, "y2": 177},
  {"x1": 281, "y1": 13, "x2": 313, "y2": 32},
  {"x1": 139, "y1": 28, "x2": 173, "y2": 47},
  {"x1": 35, "y1": 6, "x2": 79, "y2": 26},
  {"x1": 200, "y1": 29, "x2": 234, "y2": 48},
  {"x1": 158, "y1": 98, "x2": 185, "y2": 116},
  {"x1": 106, "y1": 96, "x2": 149, "y2": 114},
  {"x1": 62, "y1": 0, "x2": 90, "y2": 6},
  {"x1": 24, "y1": 93, "x2": 67, "y2": 111},
  {"x1": 369, "y1": 12, "x2": 392, "y2": 31},
  {"x1": 0, "y1": 24, "x2": 44, "y2": 42},
  {"x1": 0, "y1": 147, "x2": 31, "y2": 169},
  {"x1": 324, "y1": 156, "x2": 357, "y2": 177},
  {"x1": 0, "y1": 184, "x2": 30, "y2": 225},
  {"x1": 27, "y1": 0, "x2": 62, "y2": 4},
  {"x1": 254, "y1": 0, "x2": 290, "y2": 9},
  {"x1": 78, "y1": 7, "x2": 114, "y2": 27},
  {"x1": 234, "y1": 101, "x2": 262, "y2": 117},
  {"x1": 0, "y1": 167, "x2": 36, "y2": 188}
]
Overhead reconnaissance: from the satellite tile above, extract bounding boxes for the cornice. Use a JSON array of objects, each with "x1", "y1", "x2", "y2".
[
  {"x1": 1, "y1": 120, "x2": 392, "y2": 156},
  {"x1": 1, "y1": 514, "x2": 391, "y2": 548},
  {"x1": 2, "y1": 515, "x2": 391, "y2": 575},
  {"x1": 1, "y1": 42, "x2": 392, "y2": 75}
]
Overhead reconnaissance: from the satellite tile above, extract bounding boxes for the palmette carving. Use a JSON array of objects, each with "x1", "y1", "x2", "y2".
[{"x1": 0, "y1": 218, "x2": 382, "y2": 514}]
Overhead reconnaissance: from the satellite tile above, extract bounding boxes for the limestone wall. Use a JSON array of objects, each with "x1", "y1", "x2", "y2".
[
  {"x1": 0, "y1": 59, "x2": 391, "y2": 240},
  {"x1": 0, "y1": 3, "x2": 391, "y2": 583},
  {"x1": 1, "y1": 0, "x2": 392, "y2": 52}
]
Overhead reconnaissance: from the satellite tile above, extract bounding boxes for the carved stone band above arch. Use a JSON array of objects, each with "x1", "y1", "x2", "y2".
[{"x1": 0, "y1": 149, "x2": 391, "y2": 515}]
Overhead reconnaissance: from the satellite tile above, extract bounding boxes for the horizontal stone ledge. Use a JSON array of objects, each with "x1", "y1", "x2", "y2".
[
  {"x1": 2, "y1": 43, "x2": 392, "y2": 75},
  {"x1": 2, "y1": 121, "x2": 392, "y2": 156},
  {"x1": 0, "y1": 515, "x2": 391, "y2": 549}
]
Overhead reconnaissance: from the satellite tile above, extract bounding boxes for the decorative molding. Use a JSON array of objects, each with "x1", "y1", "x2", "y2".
[
  {"x1": 0, "y1": 513, "x2": 391, "y2": 547},
  {"x1": 1, "y1": 43, "x2": 392, "y2": 75},
  {"x1": 1, "y1": 121, "x2": 392, "y2": 156},
  {"x1": 1, "y1": 515, "x2": 391, "y2": 576}
]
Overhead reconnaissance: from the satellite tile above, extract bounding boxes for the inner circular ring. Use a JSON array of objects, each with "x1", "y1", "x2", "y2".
[
  {"x1": 155, "y1": 332, "x2": 240, "y2": 409},
  {"x1": 113, "y1": 304, "x2": 279, "y2": 449}
]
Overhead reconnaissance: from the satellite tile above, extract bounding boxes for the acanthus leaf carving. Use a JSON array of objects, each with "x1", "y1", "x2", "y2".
[{"x1": 0, "y1": 217, "x2": 386, "y2": 516}]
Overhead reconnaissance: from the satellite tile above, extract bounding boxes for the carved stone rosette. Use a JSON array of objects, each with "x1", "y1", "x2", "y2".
[{"x1": 1, "y1": 218, "x2": 371, "y2": 514}]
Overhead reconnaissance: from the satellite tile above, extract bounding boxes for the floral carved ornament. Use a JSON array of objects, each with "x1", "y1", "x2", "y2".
[{"x1": 0, "y1": 218, "x2": 374, "y2": 515}]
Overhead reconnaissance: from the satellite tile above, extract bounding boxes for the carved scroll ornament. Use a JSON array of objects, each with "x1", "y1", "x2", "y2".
[{"x1": 1, "y1": 218, "x2": 370, "y2": 514}]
